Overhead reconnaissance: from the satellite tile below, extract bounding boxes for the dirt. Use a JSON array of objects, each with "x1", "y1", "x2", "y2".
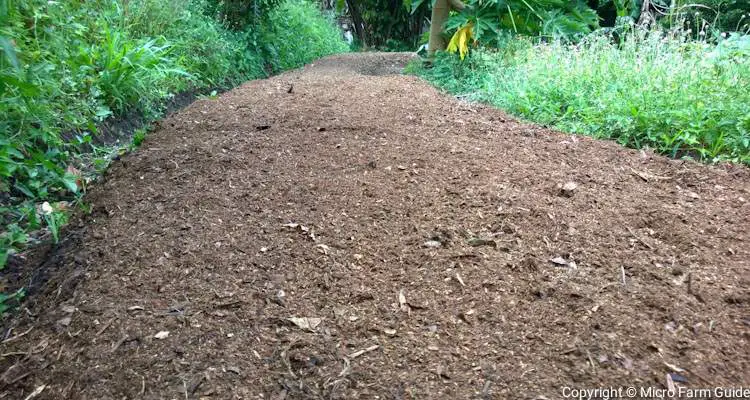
[{"x1": 1, "y1": 52, "x2": 749, "y2": 399}]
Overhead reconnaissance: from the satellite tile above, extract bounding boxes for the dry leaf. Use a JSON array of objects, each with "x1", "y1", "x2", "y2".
[
  {"x1": 560, "y1": 181, "x2": 578, "y2": 197},
  {"x1": 316, "y1": 244, "x2": 330, "y2": 255},
  {"x1": 288, "y1": 317, "x2": 322, "y2": 331},
  {"x1": 154, "y1": 331, "x2": 170, "y2": 339},
  {"x1": 550, "y1": 257, "x2": 569, "y2": 266}
]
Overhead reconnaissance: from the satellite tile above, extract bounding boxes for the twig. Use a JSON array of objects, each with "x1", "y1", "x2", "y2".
[
  {"x1": 626, "y1": 227, "x2": 654, "y2": 250},
  {"x1": 96, "y1": 318, "x2": 114, "y2": 337},
  {"x1": 347, "y1": 345, "x2": 379, "y2": 359},
  {"x1": 455, "y1": 273, "x2": 466, "y2": 287},
  {"x1": 1, "y1": 352, "x2": 28, "y2": 358},
  {"x1": 630, "y1": 168, "x2": 671, "y2": 182},
  {"x1": 56, "y1": 344, "x2": 65, "y2": 361},
  {"x1": 111, "y1": 335, "x2": 128, "y2": 353},
  {"x1": 23, "y1": 385, "x2": 46, "y2": 400},
  {"x1": 2, "y1": 327, "x2": 34, "y2": 344},
  {"x1": 8, "y1": 370, "x2": 32, "y2": 385},
  {"x1": 586, "y1": 349, "x2": 596, "y2": 372},
  {"x1": 62, "y1": 381, "x2": 75, "y2": 397},
  {"x1": 621, "y1": 266, "x2": 627, "y2": 287}
]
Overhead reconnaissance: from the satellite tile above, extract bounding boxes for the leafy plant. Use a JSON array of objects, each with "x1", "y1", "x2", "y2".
[
  {"x1": 261, "y1": 0, "x2": 349, "y2": 72},
  {"x1": 0, "y1": 0, "x2": 348, "y2": 274},
  {"x1": 0, "y1": 289, "x2": 24, "y2": 315},
  {"x1": 440, "y1": 0, "x2": 600, "y2": 59},
  {"x1": 413, "y1": 29, "x2": 750, "y2": 163}
]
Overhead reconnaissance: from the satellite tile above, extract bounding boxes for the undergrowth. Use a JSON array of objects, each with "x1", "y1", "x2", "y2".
[
  {"x1": 410, "y1": 29, "x2": 750, "y2": 164},
  {"x1": 0, "y1": 0, "x2": 347, "y2": 307}
]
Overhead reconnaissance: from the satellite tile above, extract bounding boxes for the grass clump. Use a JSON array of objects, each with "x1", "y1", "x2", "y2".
[{"x1": 412, "y1": 30, "x2": 750, "y2": 163}]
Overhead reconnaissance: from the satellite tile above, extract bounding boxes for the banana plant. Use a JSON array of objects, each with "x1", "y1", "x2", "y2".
[
  {"x1": 447, "y1": 0, "x2": 599, "y2": 45},
  {"x1": 425, "y1": 0, "x2": 600, "y2": 59}
]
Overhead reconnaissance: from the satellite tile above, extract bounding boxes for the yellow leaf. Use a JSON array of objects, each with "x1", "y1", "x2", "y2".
[{"x1": 447, "y1": 23, "x2": 473, "y2": 60}]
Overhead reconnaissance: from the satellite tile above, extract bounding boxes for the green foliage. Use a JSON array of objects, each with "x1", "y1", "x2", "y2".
[
  {"x1": 446, "y1": 0, "x2": 600, "y2": 45},
  {"x1": 671, "y1": 0, "x2": 750, "y2": 33},
  {"x1": 342, "y1": 0, "x2": 431, "y2": 49},
  {"x1": 413, "y1": 30, "x2": 750, "y2": 163},
  {"x1": 261, "y1": 1, "x2": 349, "y2": 71},
  {"x1": 205, "y1": 0, "x2": 284, "y2": 29},
  {"x1": 446, "y1": 0, "x2": 599, "y2": 47},
  {"x1": 0, "y1": 288, "x2": 24, "y2": 315},
  {"x1": 0, "y1": 0, "x2": 347, "y2": 273},
  {"x1": 125, "y1": 0, "x2": 265, "y2": 85}
]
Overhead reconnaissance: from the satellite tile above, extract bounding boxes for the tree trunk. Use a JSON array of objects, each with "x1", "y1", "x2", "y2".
[
  {"x1": 346, "y1": 0, "x2": 368, "y2": 47},
  {"x1": 428, "y1": 0, "x2": 464, "y2": 57}
]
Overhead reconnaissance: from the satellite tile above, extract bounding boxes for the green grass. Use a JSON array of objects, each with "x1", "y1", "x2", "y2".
[
  {"x1": 410, "y1": 30, "x2": 750, "y2": 164},
  {"x1": 0, "y1": 0, "x2": 348, "y2": 300}
]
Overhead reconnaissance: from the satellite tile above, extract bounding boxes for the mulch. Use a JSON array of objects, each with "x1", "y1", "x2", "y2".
[{"x1": 1, "y1": 52, "x2": 748, "y2": 399}]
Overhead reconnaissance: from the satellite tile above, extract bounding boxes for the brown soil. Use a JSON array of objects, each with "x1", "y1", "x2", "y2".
[{"x1": 1, "y1": 52, "x2": 749, "y2": 399}]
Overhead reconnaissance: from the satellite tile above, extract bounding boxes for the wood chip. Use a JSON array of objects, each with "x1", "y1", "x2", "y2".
[
  {"x1": 467, "y1": 238, "x2": 496, "y2": 248},
  {"x1": 348, "y1": 345, "x2": 379, "y2": 359},
  {"x1": 664, "y1": 362, "x2": 686, "y2": 373},
  {"x1": 560, "y1": 181, "x2": 578, "y2": 197},
  {"x1": 23, "y1": 385, "x2": 46, "y2": 400},
  {"x1": 398, "y1": 289, "x2": 410, "y2": 313},
  {"x1": 95, "y1": 318, "x2": 114, "y2": 336},
  {"x1": 626, "y1": 226, "x2": 654, "y2": 249},
  {"x1": 187, "y1": 374, "x2": 205, "y2": 395},
  {"x1": 154, "y1": 331, "x2": 170, "y2": 340},
  {"x1": 287, "y1": 317, "x2": 322, "y2": 331},
  {"x1": 2, "y1": 327, "x2": 33, "y2": 343},
  {"x1": 550, "y1": 256, "x2": 568, "y2": 266}
]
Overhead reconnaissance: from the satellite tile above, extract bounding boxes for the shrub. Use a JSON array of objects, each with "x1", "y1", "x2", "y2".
[
  {"x1": 413, "y1": 29, "x2": 750, "y2": 163},
  {"x1": 261, "y1": 1, "x2": 349, "y2": 72},
  {"x1": 0, "y1": 0, "x2": 347, "y2": 279}
]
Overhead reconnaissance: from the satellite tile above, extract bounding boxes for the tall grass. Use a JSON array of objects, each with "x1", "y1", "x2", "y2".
[
  {"x1": 0, "y1": 0, "x2": 348, "y2": 300},
  {"x1": 412, "y1": 29, "x2": 750, "y2": 163}
]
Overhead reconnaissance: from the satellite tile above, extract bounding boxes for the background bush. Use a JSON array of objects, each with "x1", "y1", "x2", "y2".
[
  {"x1": 263, "y1": 1, "x2": 350, "y2": 71},
  {"x1": 412, "y1": 30, "x2": 750, "y2": 163}
]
